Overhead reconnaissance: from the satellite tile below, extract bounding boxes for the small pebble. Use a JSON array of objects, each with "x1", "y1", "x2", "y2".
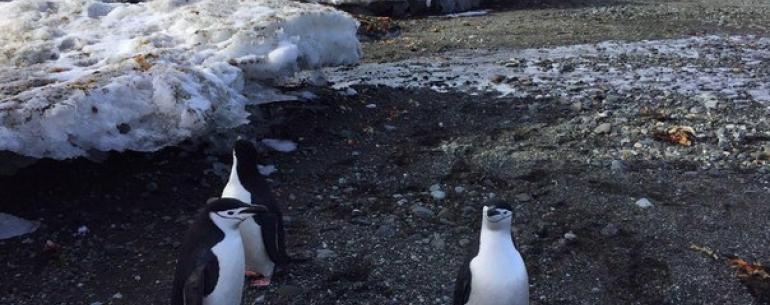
[{"x1": 564, "y1": 231, "x2": 578, "y2": 241}]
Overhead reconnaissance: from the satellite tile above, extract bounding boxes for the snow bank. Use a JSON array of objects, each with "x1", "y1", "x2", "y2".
[
  {"x1": 0, "y1": 213, "x2": 39, "y2": 240},
  {"x1": 0, "y1": 0, "x2": 361, "y2": 159}
]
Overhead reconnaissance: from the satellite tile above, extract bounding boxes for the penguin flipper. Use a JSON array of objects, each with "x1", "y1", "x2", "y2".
[
  {"x1": 453, "y1": 238, "x2": 478, "y2": 305},
  {"x1": 183, "y1": 264, "x2": 206, "y2": 305},
  {"x1": 184, "y1": 254, "x2": 218, "y2": 305},
  {"x1": 274, "y1": 211, "x2": 293, "y2": 262},
  {"x1": 452, "y1": 256, "x2": 472, "y2": 305},
  {"x1": 254, "y1": 212, "x2": 291, "y2": 265}
]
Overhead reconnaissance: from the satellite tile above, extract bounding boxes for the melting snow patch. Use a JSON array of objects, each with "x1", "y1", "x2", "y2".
[
  {"x1": 0, "y1": 0, "x2": 361, "y2": 159},
  {"x1": 258, "y1": 164, "x2": 278, "y2": 176},
  {"x1": 262, "y1": 138, "x2": 297, "y2": 152},
  {"x1": 319, "y1": 35, "x2": 770, "y2": 108},
  {"x1": 442, "y1": 10, "x2": 488, "y2": 18},
  {"x1": 0, "y1": 213, "x2": 40, "y2": 240}
]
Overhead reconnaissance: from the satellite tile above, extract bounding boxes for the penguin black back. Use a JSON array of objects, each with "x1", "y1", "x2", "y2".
[
  {"x1": 233, "y1": 139, "x2": 292, "y2": 264},
  {"x1": 170, "y1": 198, "x2": 263, "y2": 305},
  {"x1": 233, "y1": 140, "x2": 275, "y2": 204}
]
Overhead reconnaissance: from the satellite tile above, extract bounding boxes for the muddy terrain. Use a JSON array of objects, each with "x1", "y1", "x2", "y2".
[{"x1": 2, "y1": 0, "x2": 770, "y2": 305}]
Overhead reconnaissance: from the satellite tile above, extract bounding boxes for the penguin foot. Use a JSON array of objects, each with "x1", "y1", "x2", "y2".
[
  {"x1": 245, "y1": 271, "x2": 259, "y2": 277},
  {"x1": 249, "y1": 277, "x2": 271, "y2": 287},
  {"x1": 245, "y1": 271, "x2": 271, "y2": 287}
]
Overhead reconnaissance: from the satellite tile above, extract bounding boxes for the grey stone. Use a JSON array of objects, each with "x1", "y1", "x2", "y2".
[
  {"x1": 376, "y1": 225, "x2": 397, "y2": 238},
  {"x1": 514, "y1": 193, "x2": 532, "y2": 202},
  {"x1": 431, "y1": 190, "x2": 447, "y2": 200},
  {"x1": 430, "y1": 234, "x2": 446, "y2": 250},
  {"x1": 570, "y1": 102, "x2": 583, "y2": 112},
  {"x1": 600, "y1": 223, "x2": 620, "y2": 237},
  {"x1": 316, "y1": 249, "x2": 337, "y2": 259},
  {"x1": 611, "y1": 160, "x2": 628, "y2": 173},
  {"x1": 594, "y1": 123, "x2": 612, "y2": 134},
  {"x1": 411, "y1": 205, "x2": 435, "y2": 219}
]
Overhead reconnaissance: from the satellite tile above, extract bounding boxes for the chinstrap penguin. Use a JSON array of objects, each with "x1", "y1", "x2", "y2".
[
  {"x1": 170, "y1": 198, "x2": 268, "y2": 305},
  {"x1": 221, "y1": 139, "x2": 293, "y2": 286},
  {"x1": 453, "y1": 201, "x2": 529, "y2": 305}
]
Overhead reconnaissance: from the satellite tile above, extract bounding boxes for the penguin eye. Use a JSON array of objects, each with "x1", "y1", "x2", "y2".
[{"x1": 227, "y1": 211, "x2": 235, "y2": 215}]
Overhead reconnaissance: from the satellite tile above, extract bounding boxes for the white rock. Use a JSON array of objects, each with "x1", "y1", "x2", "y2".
[
  {"x1": 564, "y1": 231, "x2": 577, "y2": 241},
  {"x1": 75, "y1": 225, "x2": 89, "y2": 237},
  {"x1": 430, "y1": 190, "x2": 446, "y2": 200},
  {"x1": 635, "y1": 198, "x2": 654, "y2": 209},
  {"x1": 257, "y1": 164, "x2": 278, "y2": 176}
]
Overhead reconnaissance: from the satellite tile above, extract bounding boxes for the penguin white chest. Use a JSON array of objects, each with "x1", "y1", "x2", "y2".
[
  {"x1": 239, "y1": 218, "x2": 275, "y2": 276},
  {"x1": 222, "y1": 173, "x2": 251, "y2": 204},
  {"x1": 467, "y1": 250, "x2": 529, "y2": 305},
  {"x1": 204, "y1": 234, "x2": 245, "y2": 305}
]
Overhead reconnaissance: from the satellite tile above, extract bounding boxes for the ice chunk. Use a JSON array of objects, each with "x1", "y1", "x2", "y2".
[
  {"x1": 261, "y1": 138, "x2": 297, "y2": 152},
  {"x1": 0, "y1": 213, "x2": 40, "y2": 240},
  {"x1": 0, "y1": 0, "x2": 361, "y2": 159},
  {"x1": 258, "y1": 164, "x2": 277, "y2": 176}
]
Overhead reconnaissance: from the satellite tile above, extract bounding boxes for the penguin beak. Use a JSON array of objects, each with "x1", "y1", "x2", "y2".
[{"x1": 240, "y1": 204, "x2": 268, "y2": 215}]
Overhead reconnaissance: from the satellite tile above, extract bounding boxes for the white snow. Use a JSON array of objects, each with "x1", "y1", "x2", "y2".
[
  {"x1": 257, "y1": 164, "x2": 277, "y2": 176},
  {"x1": 0, "y1": 213, "x2": 39, "y2": 240},
  {"x1": 318, "y1": 35, "x2": 770, "y2": 109},
  {"x1": 0, "y1": 0, "x2": 361, "y2": 159},
  {"x1": 311, "y1": 0, "x2": 373, "y2": 4},
  {"x1": 261, "y1": 138, "x2": 297, "y2": 152},
  {"x1": 442, "y1": 9, "x2": 488, "y2": 18}
]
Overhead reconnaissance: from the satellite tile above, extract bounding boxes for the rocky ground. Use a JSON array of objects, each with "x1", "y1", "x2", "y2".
[{"x1": 3, "y1": 0, "x2": 770, "y2": 305}]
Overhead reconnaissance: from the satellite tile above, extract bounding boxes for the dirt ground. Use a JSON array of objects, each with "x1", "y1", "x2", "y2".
[
  {"x1": 362, "y1": 0, "x2": 770, "y2": 62},
  {"x1": 2, "y1": 0, "x2": 770, "y2": 305}
]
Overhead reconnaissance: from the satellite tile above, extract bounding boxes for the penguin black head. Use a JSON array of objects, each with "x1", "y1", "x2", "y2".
[
  {"x1": 233, "y1": 139, "x2": 258, "y2": 165},
  {"x1": 483, "y1": 200, "x2": 514, "y2": 229},
  {"x1": 205, "y1": 197, "x2": 267, "y2": 230}
]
